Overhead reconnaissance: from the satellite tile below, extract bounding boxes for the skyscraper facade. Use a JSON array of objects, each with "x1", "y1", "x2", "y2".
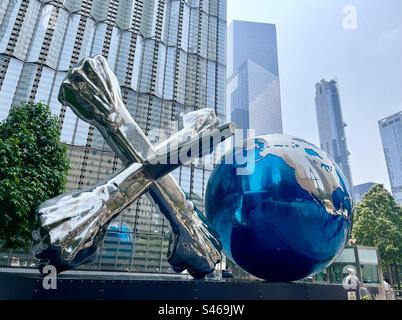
[
  {"x1": 352, "y1": 182, "x2": 376, "y2": 203},
  {"x1": 379, "y1": 111, "x2": 402, "y2": 205},
  {"x1": 227, "y1": 20, "x2": 283, "y2": 138},
  {"x1": 0, "y1": 0, "x2": 227, "y2": 273},
  {"x1": 315, "y1": 79, "x2": 353, "y2": 188}
]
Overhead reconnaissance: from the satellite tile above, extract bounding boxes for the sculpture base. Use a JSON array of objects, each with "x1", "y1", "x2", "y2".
[{"x1": 0, "y1": 268, "x2": 348, "y2": 300}]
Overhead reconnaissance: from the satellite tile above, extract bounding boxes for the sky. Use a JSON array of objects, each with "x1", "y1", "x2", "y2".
[{"x1": 227, "y1": 0, "x2": 402, "y2": 191}]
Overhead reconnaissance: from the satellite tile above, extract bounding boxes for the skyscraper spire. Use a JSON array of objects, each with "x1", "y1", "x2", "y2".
[{"x1": 315, "y1": 78, "x2": 353, "y2": 188}]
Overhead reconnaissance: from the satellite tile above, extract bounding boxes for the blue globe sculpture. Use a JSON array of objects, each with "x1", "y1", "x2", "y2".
[{"x1": 205, "y1": 134, "x2": 353, "y2": 282}]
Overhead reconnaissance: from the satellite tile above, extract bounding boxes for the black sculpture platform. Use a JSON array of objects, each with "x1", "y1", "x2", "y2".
[{"x1": 0, "y1": 268, "x2": 348, "y2": 300}]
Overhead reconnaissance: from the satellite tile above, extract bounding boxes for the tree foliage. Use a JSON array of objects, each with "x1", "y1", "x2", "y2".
[
  {"x1": 0, "y1": 102, "x2": 69, "y2": 249},
  {"x1": 352, "y1": 184, "x2": 402, "y2": 266}
]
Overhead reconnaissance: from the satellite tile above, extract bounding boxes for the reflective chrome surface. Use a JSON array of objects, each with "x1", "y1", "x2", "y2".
[
  {"x1": 205, "y1": 134, "x2": 353, "y2": 282},
  {"x1": 33, "y1": 55, "x2": 235, "y2": 277}
]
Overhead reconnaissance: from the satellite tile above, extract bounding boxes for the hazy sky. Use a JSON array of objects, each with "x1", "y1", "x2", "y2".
[{"x1": 227, "y1": 0, "x2": 402, "y2": 190}]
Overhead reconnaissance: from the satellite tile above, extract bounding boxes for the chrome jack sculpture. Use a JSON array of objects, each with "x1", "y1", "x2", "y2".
[{"x1": 32, "y1": 55, "x2": 236, "y2": 278}]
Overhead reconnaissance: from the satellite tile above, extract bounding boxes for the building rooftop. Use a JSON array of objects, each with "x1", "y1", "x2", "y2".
[{"x1": 379, "y1": 111, "x2": 402, "y2": 124}]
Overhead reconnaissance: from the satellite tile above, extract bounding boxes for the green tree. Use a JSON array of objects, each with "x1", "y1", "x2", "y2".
[
  {"x1": 0, "y1": 102, "x2": 69, "y2": 250},
  {"x1": 352, "y1": 184, "x2": 402, "y2": 281}
]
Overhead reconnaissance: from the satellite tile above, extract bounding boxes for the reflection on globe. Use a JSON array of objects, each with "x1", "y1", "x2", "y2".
[{"x1": 205, "y1": 134, "x2": 353, "y2": 282}]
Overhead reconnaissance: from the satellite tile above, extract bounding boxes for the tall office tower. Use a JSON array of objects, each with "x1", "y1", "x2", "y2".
[
  {"x1": 315, "y1": 79, "x2": 353, "y2": 188},
  {"x1": 353, "y1": 182, "x2": 376, "y2": 203},
  {"x1": 227, "y1": 20, "x2": 283, "y2": 138},
  {"x1": 379, "y1": 111, "x2": 402, "y2": 205},
  {"x1": 0, "y1": 0, "x2": 227, "y2": 273}
]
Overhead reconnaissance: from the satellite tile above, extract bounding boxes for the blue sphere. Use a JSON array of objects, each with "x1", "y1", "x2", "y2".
[{"x1": 205, "y1": 135, "x2": 353, "y2": 282}]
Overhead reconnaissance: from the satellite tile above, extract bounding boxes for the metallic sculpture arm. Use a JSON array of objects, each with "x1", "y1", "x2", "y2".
[
  {"x1": 58, "y1": 56, "x2": 221, "y2": 165},
  {"x1": 33, "y1": 163, "x2": 150, "y2": 267},
  {"x1": 35, "y1": 55, "x2": 235, "y2": 277},
  {"x1": 58, "y1": 55, "x2": 153, "y2": 163},
  {"x1": 33, "y1": 122, "x2": 233, "y2": 271}
]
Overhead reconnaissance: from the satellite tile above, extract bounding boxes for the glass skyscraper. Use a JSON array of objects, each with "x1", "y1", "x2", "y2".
[
  {"x1": 352, "y1": 182, "x2": 376, "y2": 203},
  {"x1": 379, "y1": 111, "x2": 402, "y2": 205},
  {"x1": 227, "y1": 20, "x2": 283, "y2": 138},
  {"x1": 315, "y1": 79, "x2": 353, "y2": 188},
  {"x1": 0, "y1": 0, "x2": 227, "y2": 273}
]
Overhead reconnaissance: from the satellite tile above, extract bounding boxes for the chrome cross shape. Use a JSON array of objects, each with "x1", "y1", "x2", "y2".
[{"x1": 32, "y1": 55, "x2": 236, "y2": 278}]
